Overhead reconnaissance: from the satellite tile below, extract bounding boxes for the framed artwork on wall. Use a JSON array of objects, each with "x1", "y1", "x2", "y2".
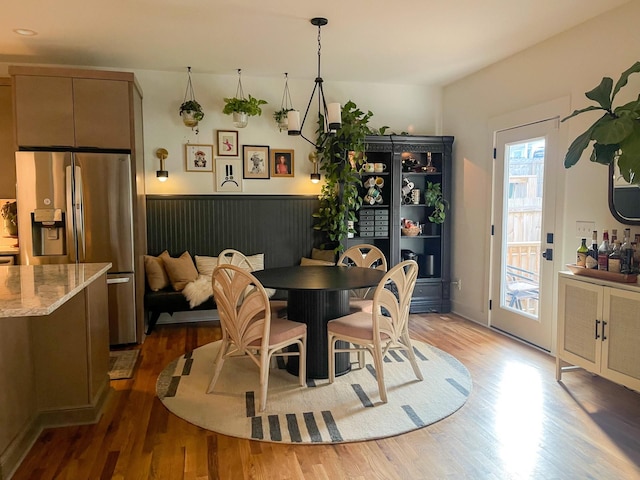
[
  {"x1": 271, "y1": 149, "x2": 294, "y2": 177},
  {"x1": 243, "y1": 145, "x2": 270, "y2": 179},
  {"x1": 185, "y1": 144, "x2": 214, "y2": 172},
  {"x1": 215, "y1": 158, "x2": 243, "y2": 192},
  {"x1": 217, "y1": 130, "x2": 239, "y2": 156}
]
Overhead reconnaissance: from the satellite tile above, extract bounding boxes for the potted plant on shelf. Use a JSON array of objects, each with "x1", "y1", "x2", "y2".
[
  {"x1": 312, "y1": 100, "x2": 374, "y2": 251},
  {"x1": 222, "y1": 95, "x2": 267, "y2": 128},
  {"x1": 1, "y1": 200, "x2": 18, "y2": 236},
  {"x1": 562, "y1": 61, "x2": 640, "y2": 184},
  {"x1": 179, "y1": 100, "x2": 205, "y2": 128},
  {"x1": 424, "y1": 181, "x2": 448, "y2": 235}
]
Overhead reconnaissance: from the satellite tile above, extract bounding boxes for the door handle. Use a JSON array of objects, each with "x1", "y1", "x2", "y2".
[
  {"x1": 542, "y1": 248, "x2": 553, "y2": 261},
  {"x1": 107, "y1": 277, "x2": 130, "y2": 284},
  {"x1": 595, "y1": 319, "x2": 600, "y2": 339}
]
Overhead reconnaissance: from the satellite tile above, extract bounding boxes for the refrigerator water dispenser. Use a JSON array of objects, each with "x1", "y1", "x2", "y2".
[{"x1": 31, "y1": 208, "x2": 66, "y2": 256}]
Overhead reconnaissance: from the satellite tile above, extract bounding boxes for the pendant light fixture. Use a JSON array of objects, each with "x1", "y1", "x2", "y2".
[{"x1": 288, "y1": 17, "x2": 341, "y2": 147}]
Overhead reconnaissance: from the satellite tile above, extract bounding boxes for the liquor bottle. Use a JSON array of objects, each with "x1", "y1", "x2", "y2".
[
  {"x1": 608, "y1": 241, "x2": 622, "y2": 273},
  {"x1": 620, "y1": 228, "x2": 633, "y2": 274},
  {"x1": 586, "y1": 230, "x2": 598, "y2": 269},
  {"x1": 598, "y1": 230, "x2": 610, "y2": 271},
  {"x1": 576, "y1": 238, "x2": 588, "y2": 267},
  {"x1": 611, "y1": 229, "x2": 618, "y2": 244}
]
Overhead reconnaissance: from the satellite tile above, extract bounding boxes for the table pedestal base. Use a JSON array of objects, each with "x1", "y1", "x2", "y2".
[{"x1": 286, "y1": 289, "x2": 350, "y2": 379}]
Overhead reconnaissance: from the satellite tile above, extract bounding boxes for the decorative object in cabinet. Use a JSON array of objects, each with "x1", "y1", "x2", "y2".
[{"x1": 557, "y1": 273, "x2": 640, "y2": 393}]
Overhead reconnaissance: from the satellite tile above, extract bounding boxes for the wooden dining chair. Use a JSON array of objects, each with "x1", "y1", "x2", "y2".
[
  {"x1": 327, "y1": 260, "x2": 422, "y2": 403},
  {"x1": 337, "y1": 244, "x2": 388, "y2": 313},
  {"x1": 206, "y1": 264, "x2": 307, "y2": 412},
  {"x1": 218, "y1": 248, "x2": 287, "y2": 317}
]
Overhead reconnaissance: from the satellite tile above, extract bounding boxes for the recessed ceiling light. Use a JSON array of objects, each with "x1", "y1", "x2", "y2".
[{"x1": 13, "y1": 28, "x2": 38, "y2": 36}]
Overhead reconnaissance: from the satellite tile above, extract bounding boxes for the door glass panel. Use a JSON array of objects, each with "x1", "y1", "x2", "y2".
[{"x1": 501, "y1": 139, "x2": 545, "y2": 319}]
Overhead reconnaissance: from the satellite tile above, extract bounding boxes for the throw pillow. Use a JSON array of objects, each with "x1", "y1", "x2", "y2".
[
  {"x1": 195, "y1": 255, "x2": 218, "y2": 277},
  {"x1": 144, "y1": 252, "x2": 170, "y2": 291},
  {"x1": 300, "y1": 257, "x2": 335, "y2": 266},
  {"x1": 311, "y1": 248, "x2": 336, "y2": 263},
  {"x1": 161, "y1": 251, "x2": 198, "y2": 291}
]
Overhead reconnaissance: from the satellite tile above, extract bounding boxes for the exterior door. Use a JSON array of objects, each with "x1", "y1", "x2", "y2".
[{"x1": 490, "y1": 119, "x2": 559, "y2": 351}]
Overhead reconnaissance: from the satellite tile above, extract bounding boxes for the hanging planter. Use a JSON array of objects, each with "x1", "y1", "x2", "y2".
[
  {"x1": 222, "y1": 69, "x2": 267, "y2": 128},
  {"x1": 179, "y1": 67, "x2": 204, "y2": 132},
  {"x1": 273, "y1": 73, "x2": 295, "y2": 132}
]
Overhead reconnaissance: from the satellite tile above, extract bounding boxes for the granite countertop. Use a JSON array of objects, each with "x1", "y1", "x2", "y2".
[{"x1": 0, "y1": 263, "x2": 111, "y2": 317}]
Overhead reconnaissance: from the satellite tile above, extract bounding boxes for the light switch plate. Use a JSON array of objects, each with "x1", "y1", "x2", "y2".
[{"x1": 576, "y1": 221, "x2": 595, "y2": 238}]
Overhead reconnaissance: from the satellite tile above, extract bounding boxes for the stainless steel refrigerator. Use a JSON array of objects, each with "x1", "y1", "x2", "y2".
[{"x1": 15, "y1": 151, "x2": 137, "y2": 344}]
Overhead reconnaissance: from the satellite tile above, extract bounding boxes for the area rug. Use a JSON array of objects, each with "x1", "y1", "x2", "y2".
[
  {"x1": 157, "y1": 340, "x2": 471, "y2": 444},
  {"x1": 109, "y1": 349, "x2": 140, "y2": 380}
]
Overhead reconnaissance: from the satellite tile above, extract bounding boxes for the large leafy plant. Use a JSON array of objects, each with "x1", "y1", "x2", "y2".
[
  {"x1": 424, "y1": 181, "x2": 448, "y2": 224},
  {"x1": 312, "y1": 101, "x2": 374, "y2": 250},
  {"x1": 562, "y1": 61, "x2": 640, "y2": 183}
]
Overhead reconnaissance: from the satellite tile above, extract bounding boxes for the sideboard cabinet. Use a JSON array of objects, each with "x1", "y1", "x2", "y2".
[
  {"x1": 345, "y1": 135, "x2": 454, "y2": 313},
  {"x1": 556, "y1": 273, "x2": 640, "y2": 392}
]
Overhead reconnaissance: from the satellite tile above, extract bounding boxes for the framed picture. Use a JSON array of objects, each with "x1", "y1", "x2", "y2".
[
  {"x1": 217, "y1": 130, "x2": 239, "y2": 156},
  {"x1": 243, "y1": 145, "x2": 270, "y2": 179},
  {"x1": 271, "y1": 149, "x2": 295, "y2": 177},
  {"x1": 215, "y1": 158, "x2": 243, "y2": 192},
  {"x1": 185, "y1": 144, "x2": 214, "y2": 172}
]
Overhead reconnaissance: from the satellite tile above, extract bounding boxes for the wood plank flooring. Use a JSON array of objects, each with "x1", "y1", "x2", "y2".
[{"x1": 12, "y1": 313, "x2": 640, "y2": 479}]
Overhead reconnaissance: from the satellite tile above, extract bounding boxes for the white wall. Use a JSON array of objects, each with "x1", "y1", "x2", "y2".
[
  {"x1": 133, "y1": 70, "x2": 441, "y2": 194},
  {"x1": 443, "y1": 1, "x2": 640, "y2": 330}
]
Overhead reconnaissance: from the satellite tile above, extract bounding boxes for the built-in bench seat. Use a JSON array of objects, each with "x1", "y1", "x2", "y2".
[{"x1": 144, "y1": 194, "x2": 322, "y2": 334}]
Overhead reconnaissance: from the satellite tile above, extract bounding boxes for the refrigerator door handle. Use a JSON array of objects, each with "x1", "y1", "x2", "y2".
[
  {"x1": 107, "y1": 277, "x2": 131, "y2": 284},
  {"x1": 74, "y1": 165, "x2": 86, "y2": 262},
  {"x1": 65, "y1": 164, "x2": 78, "y2": 262}
]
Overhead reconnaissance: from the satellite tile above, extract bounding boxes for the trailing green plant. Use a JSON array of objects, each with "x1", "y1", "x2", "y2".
[
  {"x1": 312, "y1": 101, "x2": 374, "y2": 250},
  {"x1": 561, "y1": 61, "x2": 640, "y2": 184},
  {"x1": 179, "y1": 100, "x2": 204, "y2": 122},
  {"x1": 424, "y1": 181, "x2": 448, "y2": 224},
  {"x1": 222, "y1": 95, "x2": 267, "y2": 116}
]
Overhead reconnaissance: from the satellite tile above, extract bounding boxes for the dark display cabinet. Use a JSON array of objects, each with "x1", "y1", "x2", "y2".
[{"x1": 345, "y1": 135, "x2": 453, "y2": 313}]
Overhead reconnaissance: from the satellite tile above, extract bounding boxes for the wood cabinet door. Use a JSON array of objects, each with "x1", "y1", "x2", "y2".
[
  {"x1": 0, "y1": 79, "x2": 16, "y2": 198},
  {"x1": 557, "y1": 277, "x2": 602, "y2": 372},
  {"x1": 14, "y1": 75, "x2": 75, "y2": 148},
  {"x1": 73, "y1": 78, "x2": 131, "y2": 149},
  {"x1": 601, "y1": 287, "x2": 640, "y2": 390}
]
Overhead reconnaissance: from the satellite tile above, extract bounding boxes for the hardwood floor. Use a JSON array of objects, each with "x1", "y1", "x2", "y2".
[{"x1": 13, "y1": 313, "x2": 640, "y2": 479}]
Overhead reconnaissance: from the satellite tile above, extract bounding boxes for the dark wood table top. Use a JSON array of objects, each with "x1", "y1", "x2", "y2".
[{"x1": 253, "y1": 266, "x2": 385, "y2": 292}]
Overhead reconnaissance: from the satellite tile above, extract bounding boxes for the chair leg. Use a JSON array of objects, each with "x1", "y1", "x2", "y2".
[
  {"x1": 372, "y1": 343, "x2": 387, "y2": 403},
  {"x1": 259, "y1": 351, "x2": 271, "y2": 412},
  {"x1": 357, "y1": 348, "x2": 365, "y2": 369},
  {"x1": 328, "y1": 333, "x2": 336, "y2": 384},
  {"x1": 206, "y1": 340, "x2": 230, "y2": 393},
  {"x1": 401, "y1": 331, "x2": 424, "y2": 381},
  {"x1": 298, "y1": 336, "x2": 307, "y2": 387}
]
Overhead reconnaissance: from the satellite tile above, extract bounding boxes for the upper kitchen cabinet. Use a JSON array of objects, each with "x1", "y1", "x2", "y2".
[
  {"x1": 0, "y1": 78, "x2": 16, "y2": 198},
  {"x1": 9, "y1": 66, "x2": 135, "y2": 150}
]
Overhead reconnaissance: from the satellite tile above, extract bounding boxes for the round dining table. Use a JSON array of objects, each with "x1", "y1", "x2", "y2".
[{"x1": 253, "y1": 265, "x2": 385, "y2": 379}]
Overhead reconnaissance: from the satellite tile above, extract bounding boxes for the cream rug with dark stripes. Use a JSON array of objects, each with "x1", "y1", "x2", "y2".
[{"x1": 156, "y1": 340, "x2": 471, "y2": 444}]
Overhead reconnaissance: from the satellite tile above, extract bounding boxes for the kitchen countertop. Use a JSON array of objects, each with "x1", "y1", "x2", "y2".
[{"x1": 0, "y1": 262, "x2": 111, "y2": 317}]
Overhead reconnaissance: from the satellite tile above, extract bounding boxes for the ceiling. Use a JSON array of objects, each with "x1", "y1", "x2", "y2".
[{"x1": 1, "y1": 0, "x2": 631, "y2": 86}]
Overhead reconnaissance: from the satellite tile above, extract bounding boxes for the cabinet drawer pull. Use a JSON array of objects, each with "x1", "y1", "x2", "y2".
[{"x1": 595, "y1": 319, "x2": 600, "y2": 339}]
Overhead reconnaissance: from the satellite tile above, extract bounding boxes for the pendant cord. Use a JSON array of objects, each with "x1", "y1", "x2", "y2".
[
  {"x1": 183, "y1": 66, "x2": 196, "y2": 103},
  {"x1": 280, "y1": 73, "x2": 293, "y2": 110},
  {"x1": 235, "y1": 69, "x2": 246, "y2": 100}
]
